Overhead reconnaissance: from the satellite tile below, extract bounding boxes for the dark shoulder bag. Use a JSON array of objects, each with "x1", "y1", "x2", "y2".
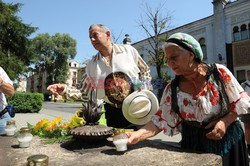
[
  {"x1": 170, "y1": 64, "x2": 230, "y2": 128},
  {"x1": 0, "y1": 105, "x2": 16, "y2": 118}
]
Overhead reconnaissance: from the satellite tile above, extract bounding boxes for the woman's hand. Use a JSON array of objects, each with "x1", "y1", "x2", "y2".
[
  {"x1": 205, "y1": 111, "x2": 238, "y2": 140},
  {"x1": 205, "y1": 119, "x2": 227, "y2": 140},
  {"x1": 126, "y1": 131, "x2": 142, "y2": 144},
  {"x1": 126, "y1": 121, "x2": 161, "y2": 144},
  {"x1": 47, "y1": 84, "x2": 66, "y2": 96}
]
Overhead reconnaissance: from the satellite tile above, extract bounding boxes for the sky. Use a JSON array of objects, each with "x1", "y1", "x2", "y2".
[{"x1": 3, "y1": 0, "x2": 213, "y2": 65}]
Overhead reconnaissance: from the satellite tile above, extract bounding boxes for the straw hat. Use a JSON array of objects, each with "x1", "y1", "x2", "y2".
[{"x1": 122, "y1": 90, "x2": 159, "y2": 125}]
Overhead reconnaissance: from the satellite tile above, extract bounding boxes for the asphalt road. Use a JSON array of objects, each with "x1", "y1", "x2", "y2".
[{"x1": 43, "y1": 101, "x2": 83, "y2": 114}]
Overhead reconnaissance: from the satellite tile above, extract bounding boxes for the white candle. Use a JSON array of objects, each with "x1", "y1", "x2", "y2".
[
  {"x1": 113, "y1": 138, "x2": 128, "y2": 151},
  {"x1": 5, "y1": 127, "x2": 16, "y2": 136},
  {"x1": 18, "y1": 135, "x2": 33, "y2": 148},
  {"x1": 5, "y1": 120, "x2": 16, "y2": 136},
  {"x1": 17, "y1": 127, "x2": 33, "y2": 148}
]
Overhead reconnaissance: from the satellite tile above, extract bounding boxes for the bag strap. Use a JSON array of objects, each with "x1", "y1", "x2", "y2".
[
  {"x1": 170, "y1": 64, "x2": 230, "y2": 128},
  {"x1": 0, "y1": 107, "x2": 8, "y2": 117},
  {"x1": 209, "y1": 64, "x2": 230, "y2": 120}
]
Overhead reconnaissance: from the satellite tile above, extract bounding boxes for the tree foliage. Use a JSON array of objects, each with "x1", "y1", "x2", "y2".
[
  {"x1": 0, "y1": 1, "x2": 37, "y2": 80},
  {"x1": 138, "y1": 1, "x2": 171, "y2": 98},
  {"x1": 32, "y1": 33, "x2": 77, "y2": 86}
]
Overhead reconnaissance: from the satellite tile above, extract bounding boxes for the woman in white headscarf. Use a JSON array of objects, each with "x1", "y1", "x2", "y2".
[{"x1": 127, "y1": 33, "x2": 250, "y2": 166}]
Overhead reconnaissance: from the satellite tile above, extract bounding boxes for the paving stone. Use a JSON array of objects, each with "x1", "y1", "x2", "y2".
[{"x1": 1, "y1": 136, "x2": 222, "y2": 166}]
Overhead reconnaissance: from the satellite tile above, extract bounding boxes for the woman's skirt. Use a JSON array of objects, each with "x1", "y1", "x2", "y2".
[{"x1": 181, "y1": 120, "x2": 249, "y2": 166}]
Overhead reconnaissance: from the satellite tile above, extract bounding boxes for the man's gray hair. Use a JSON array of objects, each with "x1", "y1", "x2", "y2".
[{"x1": 89, "y1": 24, "x2": 110, "y2": 33}]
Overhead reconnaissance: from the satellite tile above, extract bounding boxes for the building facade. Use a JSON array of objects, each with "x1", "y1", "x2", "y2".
[
  {"x1": 132, "y1": 0, "x2": 250, "y2": 83},
  {"x1": 23, "y1": 60, "x2": 83, "y2": 94}
]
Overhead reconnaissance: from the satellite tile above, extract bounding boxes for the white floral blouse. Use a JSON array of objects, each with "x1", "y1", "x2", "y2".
[{"x1": 151, "y1": 64, "x2": 250, "y2": 136}]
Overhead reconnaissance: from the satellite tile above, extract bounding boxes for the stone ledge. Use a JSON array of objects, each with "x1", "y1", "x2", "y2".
[{"x1": 1, "y1": 136, "x2": 222, "y2": 166}]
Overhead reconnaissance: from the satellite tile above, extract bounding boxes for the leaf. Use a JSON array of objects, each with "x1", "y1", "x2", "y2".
[{"x1": 27, "y1": 122, "x2": 34, "y2": 129}]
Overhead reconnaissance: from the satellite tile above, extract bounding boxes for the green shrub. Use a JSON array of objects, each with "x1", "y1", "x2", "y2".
[{"x1": 7, "y1": 92, "x2": 44, "y2": 113}]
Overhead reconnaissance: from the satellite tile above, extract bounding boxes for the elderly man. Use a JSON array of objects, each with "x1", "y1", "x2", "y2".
[{"x1": 47, "y1": 24, "x2": 152, "y2": 129}]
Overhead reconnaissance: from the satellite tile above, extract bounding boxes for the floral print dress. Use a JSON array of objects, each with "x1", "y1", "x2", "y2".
[{"x1": 152, "y1": 64, "x2": 250, "y2": 136}]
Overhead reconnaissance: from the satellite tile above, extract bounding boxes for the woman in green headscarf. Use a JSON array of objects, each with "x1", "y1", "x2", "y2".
[{"x1": 126, "y1": 33, "x2": 250, "y2": 166}]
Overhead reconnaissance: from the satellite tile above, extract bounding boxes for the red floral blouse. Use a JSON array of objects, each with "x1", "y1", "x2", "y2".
[{"x1": 151, "y1": 64, "x2": 250, "y2": 136}]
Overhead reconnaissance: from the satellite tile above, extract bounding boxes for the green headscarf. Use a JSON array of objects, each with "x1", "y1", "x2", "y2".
[{"x1": 166, "y1": 32, "x2": 203, "y2": 61}]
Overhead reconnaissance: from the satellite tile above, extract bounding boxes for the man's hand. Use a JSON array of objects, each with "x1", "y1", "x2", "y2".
[{"x1": 47, "y1": 84, "x2": 66, "y2": 96}]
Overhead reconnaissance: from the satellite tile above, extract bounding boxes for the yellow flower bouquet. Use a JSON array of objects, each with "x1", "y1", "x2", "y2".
[
  {"x1": 28, "y1": 106, "x2": 106, "y2": 143},
  {"x1": 28, "y1": 110, "x2": 86, "y2": 143}
]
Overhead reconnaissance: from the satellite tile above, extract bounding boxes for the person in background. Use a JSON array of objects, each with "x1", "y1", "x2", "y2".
[
  {"x1": 0, "y1": 67, "x2": 14, "y2": 134},
  {"x1": 47, "y1": 24, "x2": 152, "y2": 129},
  {"x1": 53, "y1": 95, "x2": 57, "y2": 103},
  {"x1": 126, "y1": 33, "x2": 250, "y2": 166},
  {"x1": 241, "y1": 70, "x2": 250, "y2": 155}
]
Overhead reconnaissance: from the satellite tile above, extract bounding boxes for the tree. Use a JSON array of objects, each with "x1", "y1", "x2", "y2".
[
  {"x1": 138, "y1": 1, "x2": 171, "y2": 98},
  {"x1": 111, "y1": 30, "x2": 123, "y2": 44},
  {"x1": 32, "y1": 33, "x2": 77, "y2": 87},
  {"x1": 0, "y1": 1, "x2": 37, "y2": 80}
]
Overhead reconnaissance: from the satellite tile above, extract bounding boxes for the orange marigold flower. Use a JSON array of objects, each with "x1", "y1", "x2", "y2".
[
  {"x1": 64, "y1": 123, "x2": 70, "y2": 129},
  {"x1": 44, "y1": 122, "x2": 60, "y2": 131},
  {"x1": 52, "y1": 116, "x2": 62, "y2": 124},
  {"x1": 33, "y1": 119, "x2": 49, "y2": 131}
]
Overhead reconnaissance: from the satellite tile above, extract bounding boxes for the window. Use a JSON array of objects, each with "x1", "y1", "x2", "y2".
[
  {"x1": 199, "y1": 38, "x2": 207, "y2": 60},
  {"x1": 72, "y1": 80, "x2": 76, "y2": 86},
  {"x1": 74, "y1": 63, "x2": 77, "y2": 67},
  {"x1": 69, "y1": 62, "x2": 71, "y2": 67},
  {"x1": 240, "y1": 24, "x2": 248, "y2": 40},
  {"x1": 233, "y1": 26, "x2": 240, "y2": 41}
]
